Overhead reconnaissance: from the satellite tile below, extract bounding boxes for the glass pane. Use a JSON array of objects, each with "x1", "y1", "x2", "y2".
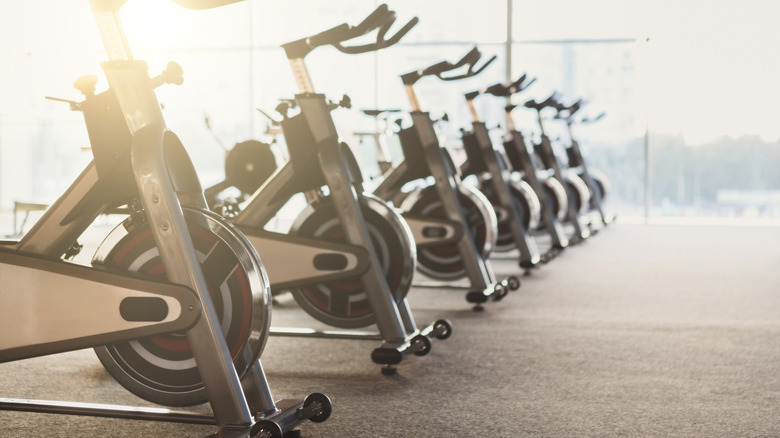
[
  {"x1": 123, "y1": 0, "x2": 252, "y2": 51},
  {"x1": 151, "y1": 50, "x2": 254, "y2": 188},
  {"x1": 252, "y1": 1, "x2": 383, "y2": 48},
  {"x1": 642, "y1": 0, "x2": 780, "y2": 220},
  {"x1": 512, "y1": 41, "x2": 645, "y2": 218},
  {"x1": 385, "y1": 0, "x2": 507, "y2": 44},
  {"x1": 512, "y1": 0, "x2": 643, "y2": 41}
]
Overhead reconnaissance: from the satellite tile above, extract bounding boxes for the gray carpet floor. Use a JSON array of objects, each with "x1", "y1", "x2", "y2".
[{"x1": 2, "y1": 223, "x2": 780, "y2": 437}]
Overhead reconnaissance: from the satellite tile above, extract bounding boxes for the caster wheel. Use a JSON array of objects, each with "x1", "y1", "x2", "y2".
[
  {"x1": 252, "y1": 420, "x2": 283, "y2": 438},
  {"x1": 493, "y1": 283, "x2": 508, "y2": 300},
  {"x1": 411, "y1": 334, "x2": 432, "y2": 356},
  {"x1": 507, "y1": 276, "x2": 521, "y2": 291},
  {"x1": 303, "y1": 393, "x2": 332, "y2": 423},
  {"x1": 433, "y1": 319, "x2": 453, "y2": 340}
]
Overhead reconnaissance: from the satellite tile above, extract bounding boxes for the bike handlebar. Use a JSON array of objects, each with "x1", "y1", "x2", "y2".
[
  {"x1": 401, "y1": 47, "x2": 496, "y2": 85},
  {"x1": 553, "y1": 97, "x2": 607, "y2": 125},
  {"x1": 524, "y1": 92, "x2": 561, "y2": 112},
  {"x1": 465, "y1": 73, "x2": 536, "y2": 100},
  {"x1": 553, "y1": 98, "x2": 584, "y2": 116},
  {"x1": 282, "y1": 4, "x2": 418, "y2": 59},
  {"x1": 581, "y1": 112, "x2": 606, "y2": 124}
]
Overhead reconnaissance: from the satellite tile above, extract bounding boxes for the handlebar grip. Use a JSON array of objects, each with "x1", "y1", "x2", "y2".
[
  {"x1": 589, "y1": 112, "x2": 606, "y2": 122},
  {"x1": 437, "y1": 53, "x2": 495, "y2": 82},
  {"x1": 468, "y1": 54, "x2": 496, "y2": 76},
  {"x1": 350, "y1": 4, "x2": 391, "y2": 36},
  {"x1": 334, "y1": 11, "x2": 418, "y2": 55},
  {"x1": 423, "y1": 60, "x2": 454, "y2": 76},
  {"x1": 382, "y1": 16, "x2": 419, "y2": 47},
  {"x1": 308, "y1": 23, "x2": 352, "y2": 48},
  {"x1": 525, "y1": 93, "x2": 560, "y2": 111},
  {"x1": 482, "y1": 83, "x2": 507, "y2": 96},
  {"x1": 448, "y1": 47, "x2": 480, "y2": 69},
  {"x1": 566, "y1": 99, "x2": 585, "y2": 115},
  {"x1": 508, "y1": 73, "x2": 528, "y2": 92},
  {"x1": 334, "y1": 11, "x2": 396, "y2": 54}
]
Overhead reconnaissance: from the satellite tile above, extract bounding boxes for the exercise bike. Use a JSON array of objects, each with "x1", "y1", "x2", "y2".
[
  {"x1": 496, "y1": 79, "x2": 571, "y2": 253},
  {"x1": 354, "y1": 108, "x2": 404, "y2": 181},
  {"x1": 0, "y1": 1, "x2": 330, "y2": 437},
  {"x1": 202, "y1": 112, "x2": 283, "y2": 219},
  {"x1": 226, "y1": 5, "x2": 452, "y2": 374},
  {"x1": 551, "y1": 98, "x2": 615, "y2": 227},
  {"x1": 372, "y1": 47, "x2": 520, "y2": 309},
  {"x1": 525, "y1": 93, "x2": 593, "y2": 242},
  {"x1": 459, "y1": 74, "x2": 545, "y2": 270}
]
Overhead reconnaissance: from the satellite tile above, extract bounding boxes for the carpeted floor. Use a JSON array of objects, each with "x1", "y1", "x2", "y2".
[{"x1": 2, "y1": 223, "x2": 780, "y2": 437}]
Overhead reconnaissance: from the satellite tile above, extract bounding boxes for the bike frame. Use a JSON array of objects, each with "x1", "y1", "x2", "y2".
[
  {"x1": 229, "y1": 5, "x2": 446, "y2": 370},
  {"x1": 461, "y1": 85, "x2": 541, "y2": 268}
]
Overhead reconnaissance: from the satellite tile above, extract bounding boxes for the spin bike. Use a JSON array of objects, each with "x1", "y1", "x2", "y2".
[
  {"x1": 354, "y1": 108, "x2": 404, "y2": 179},
  {"x1": 526, "y1": 93, "x2": 593, "y2": 242},
  {"x1": 459, "y1": 74, "x2": 544, "y2": 269},
  {"x1": 0, "y1": 1, "x2": 330, "y2": 437},
  {"x1": 227, "y1": 5, "x2": 452, "y2": 374},
  {"x1": 372, "y1": 47, "x2": 520, "y2": 309},
  {"x1": 202, "y1": 100, "x2": 297, "y2": 219},
  {"x1": 552, "y1": 98, "x2": 615, "y2": 226},
  {"x1": 497, "y1": 79, "x2": 571, "y2": 253}
]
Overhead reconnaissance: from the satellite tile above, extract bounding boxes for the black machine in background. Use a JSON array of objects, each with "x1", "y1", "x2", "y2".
[{"x1": 372, "y1": 47, "x2": 521, "y2": 308}]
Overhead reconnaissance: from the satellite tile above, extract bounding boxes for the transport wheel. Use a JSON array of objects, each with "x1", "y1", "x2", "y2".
[
  {"x1": 411, "y1": 334, "x2": 432, "y2": 356},
  {"x1": 478, "y1": 178, "x2": 540, "y2": 253},
  {"x1": 92, "y1": 207, "x2": 270, "y2": 407},
  {"x1": 433, "y1": 319, "x2": 453, "y2": 340},
  {"x1": 304, "y1": 393, "x2": 333, "y2": 423},
  {"x1": 403, "y1": 184, "x2": 496, "y2": 281},
  {"x1": 288, "y1": 194, "x2": 416, "y2": 329},
  {"x1": 252, "y1": 420, "x2": 283, "y2": 438}
]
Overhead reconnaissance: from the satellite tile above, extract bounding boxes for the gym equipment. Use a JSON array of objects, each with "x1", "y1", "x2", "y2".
[
  {"x1": 0, "y1": 1, "x2": 330, "y2": 436},
  {"x1": 496, "y1": 78, "x2": 571, "y2": 254},
  {"x1": 203, "y1": 110, "x2": 285, "y2": 219},
  {"x1": 525, "y1": 93, "x2": 593, "y2": 242},
  {"x1": 226, "y1": 4, "x2": 452, "y2": 373},
  {"x1": 551, "y1": 98, "x2": 616, "y2": 227},
  {"x1": 354, "y1": 108, "x2": 404, "y2": 179},
  {"x1": 372, "y1": 47, "x2": 520, "y2": 309},
  {"x1": 459, "y1": 74, "x2": 544, "y2": 270}
]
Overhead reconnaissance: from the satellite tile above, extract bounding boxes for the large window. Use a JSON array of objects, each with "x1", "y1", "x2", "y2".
[{"x1": 1, "y1": 0, "x2": 778, "y2": 224}]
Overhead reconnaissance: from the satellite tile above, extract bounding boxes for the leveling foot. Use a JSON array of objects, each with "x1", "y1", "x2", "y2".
[{"x1": 466, "y1": 276, "x2": 520, "y2": 310}]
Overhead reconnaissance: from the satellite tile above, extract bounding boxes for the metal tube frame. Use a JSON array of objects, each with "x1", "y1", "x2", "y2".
[{"x1": 462, "y1": 98, "x2": 540, "y2": 268}]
